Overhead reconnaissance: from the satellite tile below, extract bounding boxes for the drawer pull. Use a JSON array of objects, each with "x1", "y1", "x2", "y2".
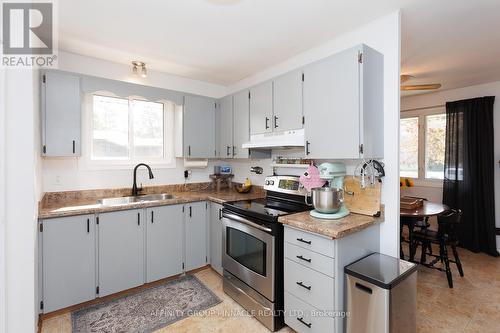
[
  {"x1": 297, "y1": 317, "x2": 312, "y2": 328},
  {"x1": 296, "y1": 237, "x2": 312, "y2": 245},
  {"x1": 296, "y1": 255, "x2": 312, "y2": 263},
  {"x1": 296, "y1": 281, "x2": 312, "y2": 290}
]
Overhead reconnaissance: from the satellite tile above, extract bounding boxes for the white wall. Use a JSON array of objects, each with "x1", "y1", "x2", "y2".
[
  {"x1": 3, "y1": 69, "x2": 39, "y2": 333},
  {"x1": 401, "y1": 80, "x2": 500, "y2": 251},
  {"x1": 227, "y1": 12, "x2": 402, "y2": 257},
  {"x1": 0, "y1": 67, "x2": 6, "y2": 333}
]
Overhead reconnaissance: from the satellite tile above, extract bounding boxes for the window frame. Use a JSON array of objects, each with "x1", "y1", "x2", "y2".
[
  {"x1": 400, "y1": 106, "x2": 445, "y2": 187},
  {"x1": 79, "y1": 92, "x2": 177, "y2": 170}
]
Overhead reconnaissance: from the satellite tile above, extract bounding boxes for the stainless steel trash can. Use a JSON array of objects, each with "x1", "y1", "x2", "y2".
[{"x1": 345, "y1": 253, "x2": 417, "y2": 333}]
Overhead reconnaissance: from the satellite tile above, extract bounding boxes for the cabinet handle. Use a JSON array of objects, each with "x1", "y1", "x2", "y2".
[
  {"x1": 188, "y1": 145, "x2": 191, "y2": 156},
  {"x1": 232, "y1": 146, "x2": 236, "y2": 156},
  {"x1": 296, "y1": 237, "x2": 312, "y2": 245},
  {"x1": 219, "y1": 208, "x2": 222, "y2": 220},
  {"x1": 296, "y1": 255, "x2": 311, "y2": 263},
  {"x1": 137, "y1": 213, "x2": 140, "y2": 226},
  {"x1": 274, "y1": 115, "x2": 278, "y2": 128},
  {"x1": 151, "y1": 211, "x2": 154, "y2": 223},
  {"x1": 305, "y1": 141, "x2": 311, "y2": 155},
  {"x1": 87, "y1": 218, "x2": 90, "y2": 233},
  {"x1": 265, "y1": 117, "x2": 270, "y2": 129},
  {"x1": 226, "y1": 146, "x2": 230, "y2": 156},
  {"x1": 72, "y1": 140, "x2": 76, "y2": 154},
  {"x1": 296, "y1": 281, "x2": 312, "y2": 290},
  {"x1": 297, "y1": 317, "x2": 312, "y2": 328},
  {"x1": 189, "y1": 206, "x2": 192, "y2": 218}
]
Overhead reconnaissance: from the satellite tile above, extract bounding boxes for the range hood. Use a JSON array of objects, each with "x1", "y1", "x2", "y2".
[{"x1": 242, "y1": 129, "x2": 305, "y2": 149}]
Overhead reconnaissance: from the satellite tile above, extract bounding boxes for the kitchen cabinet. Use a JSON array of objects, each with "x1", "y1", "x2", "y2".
[
  {"x1": 183, "y1": 95, "x2": 216, "y2": 158},
  {"x1": 209, "y1": 202, "x2": 223, "y2": 275},
  {"x1": 273, "y1": 69, "x2": 303, "y2": 131},
  {"x1": 146, "y1": 205, "x2": 184, "y2": 283},
  {"x1": 218, "y1": 95, "x2": 234, "y2": 158},
  {"x1": 249, "y1": 81, "x2": 273, "y2": 135},
  {"x1": 41, "y1": 70, "x2": 81, "y2": 157},
  {"x1": 185, "y1": 201, "x2": 208, "y2": 271},
  {"x1": 98, "y1": 209, "x2": 144, "y2": 297},
  {"x1": 40, "y1": 215, "x2": 95, "y2": 312},
  {"x1": 233, "y1": 90, "x2": 251, "y2": 158},
  {"x1": 303, "y1": 44, "x2": 383, "y2": 159}
]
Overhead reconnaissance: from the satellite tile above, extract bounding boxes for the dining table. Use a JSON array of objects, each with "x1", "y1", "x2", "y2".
[{"x1": 400, "y1": 199, "x2": 450, "y2": 261}]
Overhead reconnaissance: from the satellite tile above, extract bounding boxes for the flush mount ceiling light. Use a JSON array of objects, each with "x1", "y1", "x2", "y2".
[{"x1": 132, "y1": 61, "x2": 147, "y2": 78}]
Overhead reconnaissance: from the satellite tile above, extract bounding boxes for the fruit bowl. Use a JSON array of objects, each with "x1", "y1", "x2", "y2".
[{"x1": 234, "y1": 184, "x2": 252, "y2": 193}]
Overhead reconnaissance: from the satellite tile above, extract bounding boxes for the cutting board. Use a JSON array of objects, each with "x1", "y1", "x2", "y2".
[{"x1": 343, "y1": 176, "x2": 382, "y2": 217}]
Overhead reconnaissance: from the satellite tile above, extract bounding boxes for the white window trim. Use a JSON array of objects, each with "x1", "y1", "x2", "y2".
[
  {"x1": 400, "y1": 106, "x2": 445, "y2": 187},
  {"x1": 78, "y1": 91, "x2": 177, "y2": 171}
]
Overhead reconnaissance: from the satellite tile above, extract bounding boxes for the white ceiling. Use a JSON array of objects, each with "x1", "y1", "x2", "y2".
[{"x1": 59, "y1": 0, "x2": 500, "y2": 92}]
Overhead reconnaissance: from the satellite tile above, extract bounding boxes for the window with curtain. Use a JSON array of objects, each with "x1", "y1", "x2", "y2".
[{"x1": 400, "y1": 108, "x2": 446, "y2": 181}]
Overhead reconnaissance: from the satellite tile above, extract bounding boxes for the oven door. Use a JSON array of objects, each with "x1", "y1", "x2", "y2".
[{"x1": 222, "y1": 212, "x2": 275, "y2": 301}]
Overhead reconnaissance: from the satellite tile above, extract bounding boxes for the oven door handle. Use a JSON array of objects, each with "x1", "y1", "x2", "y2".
[{"x1": 222, "y1": 213, "x2": 273, "y2": 233}]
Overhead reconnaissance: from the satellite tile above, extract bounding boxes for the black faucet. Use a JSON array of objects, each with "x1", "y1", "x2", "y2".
[{"x1": 132, "y1": 163, "x2": 154, "y2": 196}]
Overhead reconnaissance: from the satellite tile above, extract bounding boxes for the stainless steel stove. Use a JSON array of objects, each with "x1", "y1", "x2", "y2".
[{"x1": 222, "y1": 176, "x2": 311, "y2": 331}]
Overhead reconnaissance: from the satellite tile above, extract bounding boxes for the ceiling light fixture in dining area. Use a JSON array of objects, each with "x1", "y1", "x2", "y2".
[{"x1": 132, "y1": 61, "x2": 147, "y2": 78}]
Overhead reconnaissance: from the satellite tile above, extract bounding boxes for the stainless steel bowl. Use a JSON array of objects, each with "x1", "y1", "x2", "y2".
[{"x1": 311, "y1": 187, "x2": 344, "y2": 213}]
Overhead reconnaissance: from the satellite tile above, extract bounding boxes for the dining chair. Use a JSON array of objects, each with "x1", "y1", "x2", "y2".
[
  {"x1": 412, "y1": 209, "x2": 464, "y2": 288},
  {"x1": 400, "y1": 196, "x2": 431, "y2": 261}
]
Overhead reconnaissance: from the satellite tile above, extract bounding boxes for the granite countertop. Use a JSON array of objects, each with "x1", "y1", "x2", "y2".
[
  {"x1": 39, "y1": 184, "x2": 264, "y2": 219},
  {"x1": 278, "y1": 206, "x2": 384, "y2": 239}
]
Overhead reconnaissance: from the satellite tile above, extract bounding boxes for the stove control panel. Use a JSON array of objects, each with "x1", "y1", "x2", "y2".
[{"x1": 264, "y1": 176, "x2": 307, "y2": 195}]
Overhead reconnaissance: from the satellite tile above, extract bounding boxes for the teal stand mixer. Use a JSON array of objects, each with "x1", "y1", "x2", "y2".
[{"x1": 309, "y1": 162, "x2": 350, "y2": 219}]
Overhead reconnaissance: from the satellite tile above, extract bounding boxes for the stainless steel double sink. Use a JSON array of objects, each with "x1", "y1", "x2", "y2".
[{"x1": 97, "y1": 193, "x2": 175, "y2": 206}]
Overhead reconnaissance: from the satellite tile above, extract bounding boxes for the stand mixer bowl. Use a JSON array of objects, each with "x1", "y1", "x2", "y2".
[{"x1": 311, "y1": 187, "x2": 344, "y2": 213}]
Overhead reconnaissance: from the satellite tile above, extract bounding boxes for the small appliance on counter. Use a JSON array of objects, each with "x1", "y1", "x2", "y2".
[{"x1": 309, "y1": 162, "x2": 350, "y2": 219}]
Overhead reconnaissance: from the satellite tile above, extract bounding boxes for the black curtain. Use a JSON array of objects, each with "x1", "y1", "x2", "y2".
[{"x1": 443, "y1": 96, "x2": 498, "y2": 256}]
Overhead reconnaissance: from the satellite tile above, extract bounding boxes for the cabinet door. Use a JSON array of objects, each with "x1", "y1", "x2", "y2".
[
  {"x1": 41, "y1": 215, "x2": 95, "y2": 312},
  {"x1": 303, "y1": 46, "x2": 360, "y2": 159},
  {"x1": 184, "y1": 95, "x2": 216, "y2": 158},
  {"x1": 273, "y1": 70, "x2": 303, "y2": 131},
  {"x1": 146, "y1": 205, "x2": 184, "y2": 283},
  {"x1": 218, "y1": 95, "x2": 234, "y2": 158},
  {"x1": 42, "y1": 71, "x2": 81, "y2": 157},
  {"x1": 233, "y1": 90, "x2": 250, "y2": 158},
  {"x1": 98, "y1": 209, "x2": 144, "y2": 297},
  {"x1": 249, "y1": 81, "x2": 273, "y2": 135},
  {"x1": 209, "y1": 203, "x2": 223, "y2": 275},
  {"x1": 185, "y1": 201, "x2": 207, "y2": 271}
]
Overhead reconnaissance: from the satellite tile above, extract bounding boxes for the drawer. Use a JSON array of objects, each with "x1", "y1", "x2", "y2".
[
  {"x1": 284, "y1": 258, "x2": 334, "y2": 310},
  {"x1": 285, "y1": 242, "x2": 335, "y2": 277},
  {"x1": 284, "y1": 226, "x2": 335, "y2": 258},
  {"x1": 285, "y1": 291, "x2": 336, "y2": 333}
]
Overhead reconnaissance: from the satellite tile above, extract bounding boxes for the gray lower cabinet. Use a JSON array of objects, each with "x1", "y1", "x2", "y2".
[
  {"x1": 183, "y1": 95, "x2": 216, "y2": 158},
  {"x1": 41, "y1": 70, "x2": 81, "y2": 157},
  {"x1": 209, "y1": 202, "x2": 223, "y2": 275},
  {"x1": 146, "y1": 205, "x2": 184, "y2": 283},
  {"x1": 41, "y1": 215, "x2": 95, "y2": 313},
  {"x1": 185, "y1": 201, "x2": 208, "y2": 271},
  {"x1": 98, "y1": 209, "x2": 144, "y2": 297}
]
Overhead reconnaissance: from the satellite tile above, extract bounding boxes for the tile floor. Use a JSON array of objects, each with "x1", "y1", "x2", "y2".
[{"x1": 40, "y1": 246, "x2": 499, "y2": 333}]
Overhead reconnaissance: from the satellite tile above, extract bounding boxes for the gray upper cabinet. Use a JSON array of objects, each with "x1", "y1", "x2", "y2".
[
  {"x1": 273, "y1": 70, "x2": 303, "y2": 131},
  {"x1": 185, "y1": 201, "x2": 207, "y2": 271},
  {"x1": 146, "y1": 205, "x2": 184, "y2": 283},
  {"x1": 209, "y1": 202, "x2": 223, "y2": 275},
  {"x1": 249, "y1": 81, "x2": 273, "y2": 135},
  {"x1": 98, "y1": 209, "x2": 144, "y2": 297},
  {"x1": 218, "y1": 95, "x2": 234, "y2": 158},
  {"x1": 303, "y1": 44, "x2": 383, "y2": 159},
  {"x1": 41, "y1": 71, "x2": 81, "y2": 157},
  {"x1": 41, "y1": 215, "x2": 95, "y2": 313},
  {"x1": 183, "y1": 95, "x2": 216, "y2": 158},
  {"x1": 233, "y1": 90, "x2": 251, "y2": 158}
]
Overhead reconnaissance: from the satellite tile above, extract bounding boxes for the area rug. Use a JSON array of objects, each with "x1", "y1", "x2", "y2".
[{"x1": 72, "y1": 275, "x2": 222, "y2": 333}]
